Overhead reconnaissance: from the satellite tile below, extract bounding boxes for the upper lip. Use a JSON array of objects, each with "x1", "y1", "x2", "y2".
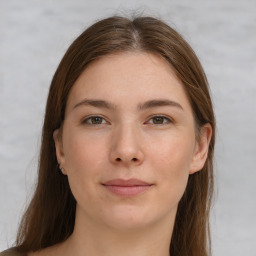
[{"x1": 102, "y1": 179, "x2": 152, "y2": 186}]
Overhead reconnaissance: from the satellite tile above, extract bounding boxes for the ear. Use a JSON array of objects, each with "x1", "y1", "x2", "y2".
[
  {"x1": 189, "y1": 123, "x2": 212, "y2": 174},
  {"x1": 53, "y1": 129, "x2": 67, "y2": 175}
]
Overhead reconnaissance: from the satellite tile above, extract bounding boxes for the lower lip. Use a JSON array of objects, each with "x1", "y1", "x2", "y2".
[{"x1": 103, "y1": 185, "x2": 152, "y2": 197}]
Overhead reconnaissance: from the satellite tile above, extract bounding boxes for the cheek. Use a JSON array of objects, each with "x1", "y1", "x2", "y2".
[
  {"x1": 151, "y1": 132, "x2": 194, "y2": 172},
  {"x1": 150, "y1": 135, "x2": 194, "y2": 204},
  {"x1": 63, "y1": 127, "x2": 106, "y2": 171},
  {"x1": 62, "y1": 129, "x2": 107, "y2": 200}
]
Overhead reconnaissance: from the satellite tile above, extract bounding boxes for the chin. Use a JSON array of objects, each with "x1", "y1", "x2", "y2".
[{"x1": 101, "y1": 205, "x2": 160, "y2": 231}]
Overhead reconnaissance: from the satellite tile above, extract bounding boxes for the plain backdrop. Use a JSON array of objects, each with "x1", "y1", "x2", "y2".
[{"x1": 0, "y1": 0, "x2": 255, "y2": 255}]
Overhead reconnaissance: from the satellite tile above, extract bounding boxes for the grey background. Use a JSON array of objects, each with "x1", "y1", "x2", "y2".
[{"x1": 0, "y1": 0, "x2": 255, "y2": 255}]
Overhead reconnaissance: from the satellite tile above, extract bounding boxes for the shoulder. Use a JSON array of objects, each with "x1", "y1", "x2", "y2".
[{"x1": 0, "y1": 248, "x2": 27, "y2": 256}]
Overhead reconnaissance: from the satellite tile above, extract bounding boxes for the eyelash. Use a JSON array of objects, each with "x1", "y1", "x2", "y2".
[{"x1": 81, "y1": 115, "x2": 173, "y2": 126}]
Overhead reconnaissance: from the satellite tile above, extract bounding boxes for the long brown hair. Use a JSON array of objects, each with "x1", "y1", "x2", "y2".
[{"x1": 16, "y1": 15, "x2": 215, "y2": 256}]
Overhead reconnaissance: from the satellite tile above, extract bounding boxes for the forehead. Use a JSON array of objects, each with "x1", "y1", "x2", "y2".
[{"x1": 66, "y1": 52, "x2": 192, "y2": 113}]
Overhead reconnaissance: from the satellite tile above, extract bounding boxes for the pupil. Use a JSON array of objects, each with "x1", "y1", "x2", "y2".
[
  {"x1": 92, "y1": 117, "x2": 102, "y2": 124},
  {"x1": 154, "y1": 117, "x2": 163, "y2": 124}
]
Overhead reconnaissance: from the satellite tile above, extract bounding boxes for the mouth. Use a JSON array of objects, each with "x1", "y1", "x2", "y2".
[{"x1": 102, "y1": 179, "x2": 153, "y2": 197}]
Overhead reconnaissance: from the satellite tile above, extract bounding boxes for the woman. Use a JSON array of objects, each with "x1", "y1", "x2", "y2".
[{"x1": 1, "y1": 15, "x2": 215, "y2": 256}]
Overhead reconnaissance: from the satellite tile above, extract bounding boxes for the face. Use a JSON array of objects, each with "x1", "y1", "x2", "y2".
[{"x1": 54, "y1": 52, "x2": 211, "y2": 232}]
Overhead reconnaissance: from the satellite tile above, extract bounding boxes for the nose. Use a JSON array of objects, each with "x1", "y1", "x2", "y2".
[{"x1": 109, "y1": 123, "x2": 145, "y2": 166}]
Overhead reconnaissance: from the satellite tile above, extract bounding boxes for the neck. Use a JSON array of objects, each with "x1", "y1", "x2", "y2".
[{"x1": 60, "y1": 206, "x2": 175, "y2": 256}]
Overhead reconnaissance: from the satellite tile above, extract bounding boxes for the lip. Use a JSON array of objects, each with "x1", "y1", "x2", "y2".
[
  {"x1": 103, "y1": 178, "x2": 151, "y2": 186},
  {"x1": 102, "y1": 179, "x2": 153, "y2": 197}
]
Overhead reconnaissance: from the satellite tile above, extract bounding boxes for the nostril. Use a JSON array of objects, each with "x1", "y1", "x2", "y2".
[{"x1": 115, "y1": 158, "x2": 138, "y2": 162}]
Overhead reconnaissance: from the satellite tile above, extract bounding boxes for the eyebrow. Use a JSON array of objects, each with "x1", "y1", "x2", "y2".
[{"x1": 73, "y1": 98, "x2": 184, "y2": 111}]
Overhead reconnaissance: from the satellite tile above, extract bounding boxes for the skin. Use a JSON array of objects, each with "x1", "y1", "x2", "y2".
[{"x1": 30, "y1": 52, "x2": 211, "y2": 256}]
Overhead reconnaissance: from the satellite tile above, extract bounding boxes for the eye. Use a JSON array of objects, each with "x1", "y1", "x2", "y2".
[
  {"x1": 146, "y1": 115, "x2": 173, "y2": 125},
  {"x1": 82, "y1": 116, "x2": 107, "y2": 125}
]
